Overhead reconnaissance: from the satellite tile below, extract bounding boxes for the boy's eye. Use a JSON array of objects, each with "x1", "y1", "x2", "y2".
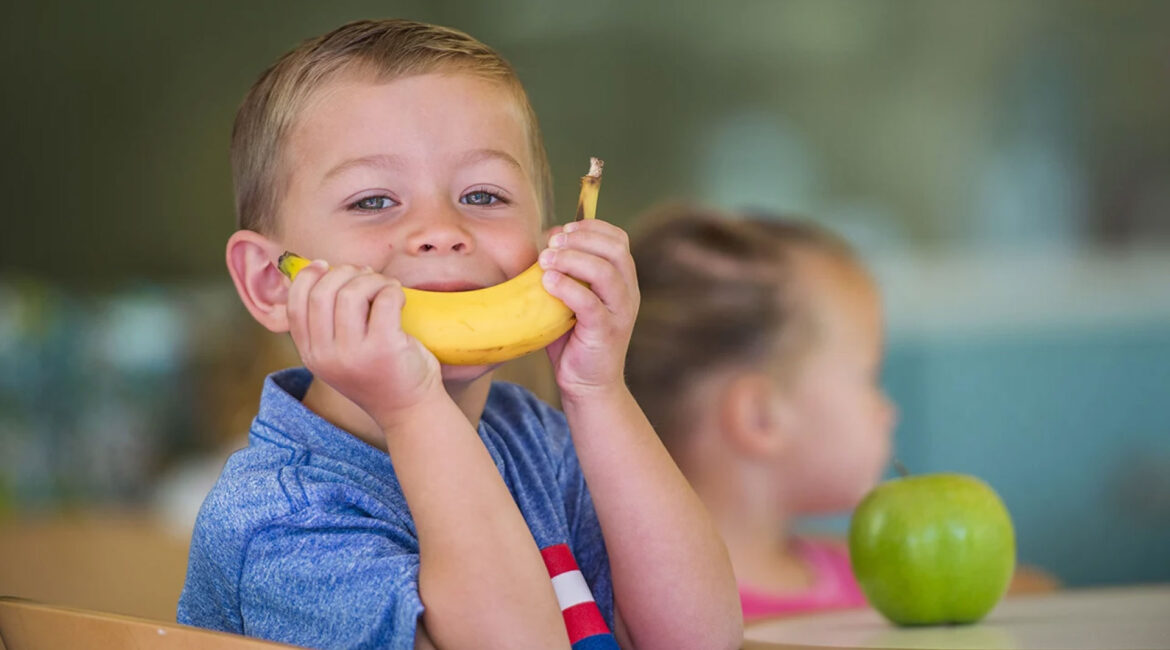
[
  {"x1": 351, "y1": 196, "x2": 396, "y2": 211},
  {"x1": 461, "y1": 190, "x2": 504, "y2": 206}
]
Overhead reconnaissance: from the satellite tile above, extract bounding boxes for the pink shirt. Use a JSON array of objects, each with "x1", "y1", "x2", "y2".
[{"x1": 738, "y1": 538, "x2": 869, "y2": 621}]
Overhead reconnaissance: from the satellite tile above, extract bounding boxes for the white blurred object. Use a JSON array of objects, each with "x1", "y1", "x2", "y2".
[
  {"x1": 90, "y1": 291, "x2": 186, "y2": 374},
  {"x1": 151, "y1": 450, "x2": 233, "y2": 541},
  {"x1": 873, "y1": 247, "x2": 1170, "y2": 339}
]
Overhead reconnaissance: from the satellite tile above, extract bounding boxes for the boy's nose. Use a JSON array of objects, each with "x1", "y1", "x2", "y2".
[
  {"x1": 406, "y1": 210, "x2": 474, "y2": 255},
  {"x1": 414, "y1": 238, "x2": 468, "y2": 254}
]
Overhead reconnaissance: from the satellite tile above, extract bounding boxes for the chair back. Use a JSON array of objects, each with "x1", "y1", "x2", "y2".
[
  {"x1": 0, "y1": 511, "x2": 190, "y2": 622},
  {"x1": 0, "y1": 597, "x2": 296, "y2": 650}
]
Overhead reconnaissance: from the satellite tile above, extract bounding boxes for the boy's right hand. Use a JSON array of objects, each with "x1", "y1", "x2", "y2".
[{"x1": 285, "y1": 260, "x2": 444, "y2": 427}]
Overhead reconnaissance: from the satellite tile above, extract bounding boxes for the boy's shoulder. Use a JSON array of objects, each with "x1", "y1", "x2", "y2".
[
  {"x1": 192, "y1": 375, "x2": 570, "y2": 544},
  {"x1": 197, "y1": 369, "x2": 313, "y2": 520},
  {"x1": 189, "y1": 368, "x2": 372, "y2": 549},
  {"x1": 188, "y1": 429, "x2": 302, "y2": 552}
]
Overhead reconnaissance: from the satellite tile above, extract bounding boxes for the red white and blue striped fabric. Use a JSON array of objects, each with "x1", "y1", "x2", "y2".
[{"x1": 541, "y1": 543, "x2": 619, "y2": 650}]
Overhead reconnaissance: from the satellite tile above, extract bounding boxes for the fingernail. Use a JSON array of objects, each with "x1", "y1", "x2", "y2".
[
  {"x1": 539, "y1": 249, "x2": 556, "y2": 268},
  {"x1": 563, "y1": 222, "x2": 578, "y2": 233},
  {"x1": 542, "y1": 269, "x2": 560, "y2": 289},
  {"x1": 549, "y1": 233, "x2": 566, "y2": 249}
]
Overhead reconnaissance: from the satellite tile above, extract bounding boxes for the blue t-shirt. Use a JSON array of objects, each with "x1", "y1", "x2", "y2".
[{"x1": 177, "y1": 368, "x2": 614, "y2": 649}]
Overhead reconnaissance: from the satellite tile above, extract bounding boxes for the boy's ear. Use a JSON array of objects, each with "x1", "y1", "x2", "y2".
[
  {"x1": 719, "y1": 372, "x2": 794, "y2": 459},
  {"x1": 225, "y1": 229, "x2": 291, "y2": 333}
]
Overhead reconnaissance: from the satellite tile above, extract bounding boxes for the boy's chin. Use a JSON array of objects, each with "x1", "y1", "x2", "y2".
[{"x1": 439, "y1": 362, "x2": 499, "y2": 383}]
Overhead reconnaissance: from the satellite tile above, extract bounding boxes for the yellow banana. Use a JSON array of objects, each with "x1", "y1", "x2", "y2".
[{"x1": 277, "y1": 157, "x2": 604, "y2": 365}]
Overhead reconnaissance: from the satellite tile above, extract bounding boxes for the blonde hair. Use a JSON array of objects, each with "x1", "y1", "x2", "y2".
[
  {"x1": 626, "y1": 204, "x2": 859, "y2": 448},
  {"x1": 231, "y1": 18, "x2": 553, "y2": 234}
]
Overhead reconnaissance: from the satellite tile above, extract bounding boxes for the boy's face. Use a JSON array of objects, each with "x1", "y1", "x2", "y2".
[
  {"x1": 776, "y1": 253, "x2": 896, "y2": 513},
  {"x1": 271, "y1": 72, "x2": 545, "y2": 377}
]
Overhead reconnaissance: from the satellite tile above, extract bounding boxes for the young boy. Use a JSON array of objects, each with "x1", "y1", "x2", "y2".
[{"x1": 176, "y1": 18, "x2": 741, "y2": 650}]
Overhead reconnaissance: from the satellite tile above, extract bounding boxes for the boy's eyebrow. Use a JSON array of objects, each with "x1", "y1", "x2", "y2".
[
  {"x1": 321, "y1": 149, "x2": 522, "y2": 186},
  {"x1": 460, "y1": 148, "x2": 523, "y2": 173},
  {"x1": 321, "y1": 153, "x2": 405, "y2": 185}
]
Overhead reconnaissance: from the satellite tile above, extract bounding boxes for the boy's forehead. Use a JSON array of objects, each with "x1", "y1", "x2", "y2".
[{"x1": 289, "y1": 72, "x2": 534, "y2": 170}]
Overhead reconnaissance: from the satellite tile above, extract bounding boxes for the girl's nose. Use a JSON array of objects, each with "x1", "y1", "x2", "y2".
[{"x1": 881, "y1": 393, "x2": 899, "y2": 435}]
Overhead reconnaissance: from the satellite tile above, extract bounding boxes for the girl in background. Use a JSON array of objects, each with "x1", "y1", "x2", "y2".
[
  {"x1": 626, "y1": 204, "x2": 1056, "y2": 621},
  {"x1": 626, "y1": 204, "x2": 892, "y2": 620}
]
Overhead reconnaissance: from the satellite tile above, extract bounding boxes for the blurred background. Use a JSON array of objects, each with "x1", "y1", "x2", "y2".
[{"x1": 1, "y1": 0, "x2": 1168, "y2": 621}]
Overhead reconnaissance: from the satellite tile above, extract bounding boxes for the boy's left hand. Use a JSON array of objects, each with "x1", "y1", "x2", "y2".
[{"x1": 538, "y1": 219, "x2": 639, "y2": 400}]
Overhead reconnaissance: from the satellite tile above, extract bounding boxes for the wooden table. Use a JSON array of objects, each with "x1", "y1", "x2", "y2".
[{"x1": 742, "y1": 584, "x2": 1170, "y2": 650}]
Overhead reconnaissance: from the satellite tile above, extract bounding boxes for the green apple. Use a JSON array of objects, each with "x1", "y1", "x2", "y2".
[{"x1": 848, "y1": 472, "x2": 1016, "y2": 626}]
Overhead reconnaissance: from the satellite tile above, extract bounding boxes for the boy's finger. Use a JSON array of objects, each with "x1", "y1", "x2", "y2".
[
  {"x1": 541, "y1": 268, "x2": 607, "y2": 331},
  {"x1": 366, "y1": 280, "x2": 407, "y2": 344},
  {"x1": 286, "y1": 260, "x2": 329, "y2": 354},
  {"x1": 547, "y1": 223, "x2": 635, "y2": 284},
  {"x1": 306, "y1": 265, "x2": 363, "y2": 347},
  {"x1": 335, "y1": 271, "x2": 396, "y2": 348},
  {"x1": 559, "y1": 218, "x2": 628, "y2": 244},
  {"x1": 539, "y1": 248, "x2": 630, "y2": 314}
]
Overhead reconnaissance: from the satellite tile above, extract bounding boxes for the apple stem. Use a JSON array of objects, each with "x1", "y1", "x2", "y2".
[{"x1": 893, "y1": 458, "x2": 911, "y2": 477}]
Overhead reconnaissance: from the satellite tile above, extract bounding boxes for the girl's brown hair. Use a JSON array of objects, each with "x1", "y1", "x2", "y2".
[
  {"x1": 231, "y1": 18, "x2": 553, "y2": 234},
  {"x1": 626, "y1": 204, "x2": 858, "y2": 448}
]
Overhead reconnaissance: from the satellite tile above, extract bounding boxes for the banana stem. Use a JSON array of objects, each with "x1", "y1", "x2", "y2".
[
  {"x1": 277, "y1": 251, "x2": 312, "y2": 280},
  {"x1": 574, "y1": 156, "x2": 604, "y2": 222}
]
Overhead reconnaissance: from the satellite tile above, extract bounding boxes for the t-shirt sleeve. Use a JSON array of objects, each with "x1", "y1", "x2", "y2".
[
  {"x1": 239, "y1": 512, "x2": 424, "y2": 650},
  {"x1": 555, "y1": 420, "x2": 616, "y2": 629}
]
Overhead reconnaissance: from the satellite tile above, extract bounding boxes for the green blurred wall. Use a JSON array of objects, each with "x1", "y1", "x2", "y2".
[{"x1": 2, "y1": 0, "x2": 1168, "y2": 284}]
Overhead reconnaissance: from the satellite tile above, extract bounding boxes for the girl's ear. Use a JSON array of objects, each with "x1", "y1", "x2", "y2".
[
  {"x1": 719, "y1": 372, "x2": 794, "y2": 459},
  {"x1": 225, "y1": 230, "x2": 292, "y2": 333}
]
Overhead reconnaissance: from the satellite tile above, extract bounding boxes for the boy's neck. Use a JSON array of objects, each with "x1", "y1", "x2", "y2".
[{"x1": 301, "y1": 371, "x2": 494, "y2": 452}]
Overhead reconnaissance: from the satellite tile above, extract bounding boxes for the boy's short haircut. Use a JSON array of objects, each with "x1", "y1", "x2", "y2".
[{"x1": 231, "y1": 18, "x2": 554, "y2": 234}]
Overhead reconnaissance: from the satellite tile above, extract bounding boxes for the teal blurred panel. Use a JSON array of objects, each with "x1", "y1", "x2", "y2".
[{"x1": 884, "y1": 323, "x2": 1170, "y2": 587}]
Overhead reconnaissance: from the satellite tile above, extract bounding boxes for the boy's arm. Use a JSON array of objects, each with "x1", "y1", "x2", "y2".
[
  {"x1": 379, "y1": 393, "x2": 569, "y2": 650},
  {"x1": 540, "y1": 222, "x2": 743, "y2": 649},
  {"x1": 287, "y1": 263, "x2": 569, "y2": 649},
  {"x1": 562, "y1": 387, "x2": 743, "y2": 650}
]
